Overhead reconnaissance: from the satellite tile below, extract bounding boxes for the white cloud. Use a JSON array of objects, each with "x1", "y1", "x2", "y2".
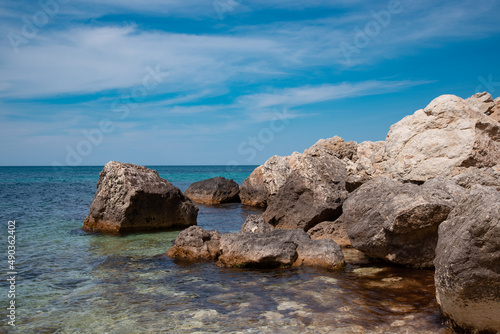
[
  {"x1": 1, "y1": 0, "x2": 499, "y2": 100},
  {"x1": 0, "y1": 25, "x2": 289, "y2": 99},
  {"x1": 237, "y1": 80, "x2": 431, "y2": 109}
]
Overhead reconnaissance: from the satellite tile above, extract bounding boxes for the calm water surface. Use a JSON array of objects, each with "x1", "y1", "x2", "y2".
[{"x1": 0, "y1": 166, "x2": 449, "y2": 333}]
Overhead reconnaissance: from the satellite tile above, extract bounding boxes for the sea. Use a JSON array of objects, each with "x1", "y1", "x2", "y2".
[{"x1": 0, "y1": 165, "x2": 449, "y2": 333}]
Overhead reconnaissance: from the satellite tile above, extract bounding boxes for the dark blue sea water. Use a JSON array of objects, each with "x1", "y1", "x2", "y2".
[{"x1": 0, "y1": 166, "x2": 448, "y2": 333}]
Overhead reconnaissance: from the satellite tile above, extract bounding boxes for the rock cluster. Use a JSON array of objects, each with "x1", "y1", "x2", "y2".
[
  {"x1": 85, "y1": 92, "x2": 500, "y2": 333},
  {"x1": 83, "y1": 161, "x2": 198, "y2": 234},
  {"x1": 168, "y1": 214, "x2": 345, "y2": 270},
  {"x1": 241, "y1": 93, "x2": 500, "y2": 215},
  {"x1": 184, "y1": 176, "x2": 240, "y2": 205},
  {"x1": 236, "y1": 92, "x2": 500, "y2": 332}
]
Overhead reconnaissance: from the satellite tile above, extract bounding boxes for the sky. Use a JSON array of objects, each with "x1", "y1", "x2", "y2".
[{"x1": 1, "y1": 0, "x2": 499, "y2": 166}]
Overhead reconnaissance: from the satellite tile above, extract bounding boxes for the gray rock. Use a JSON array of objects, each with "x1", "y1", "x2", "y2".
[
  {"x1": 344, "y1": 177, "x2": 464, "y2": 268},
  {"x1": 295, "y1": 239, "x2": 345, "y2": 270},
  {"x1": 239, "y1": 155, "x2": 293, "y2": 207},
  {"x1": 184, "y1": 176, "x2": 240, "y2": 205},
  {"x1": 239, "y1": 137, "x2": 356, "y2": 207},
  {"x1": 217, "y1": 229, "x2": 344, "y2": 269},
  {"x1": 167, "y1": 226, "x2": 221, "y2": 261},
  {"x1": 217, "y1": 229, "x2": 305, "y2": 268},
  {"x1": 239, "y1": 215, "x2": 274, "y2": 234},
  {"x1": 306, "y1": 136, "x2": 358, "y2": 160},
  {"x1": 263, "y1": 147, "x2": 348, "y2": 231},
  {"x1": 453, "y1": 166, "x2": 500, "y2": 192},
  {"x1": 83, "y1": 161, "x2": 198, "y2": 233},
  {"x1": 307, "y1": 217, "x2": 351, "y2": 247},
  {"x1": 434, "y1": 185, "x2": 500, "y2": 333},
  {"x1": 239, "y1": 165, "x2": 268, "y2": 207}
]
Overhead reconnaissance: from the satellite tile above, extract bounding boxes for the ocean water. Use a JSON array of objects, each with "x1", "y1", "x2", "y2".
[{"x1": 0, "y1": 166, "x2": 449, "y2": 333}]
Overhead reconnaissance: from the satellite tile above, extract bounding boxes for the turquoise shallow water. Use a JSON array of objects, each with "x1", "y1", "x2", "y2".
[{"x1": 0, "y1": 166, "x2": 449, "y2": 333}]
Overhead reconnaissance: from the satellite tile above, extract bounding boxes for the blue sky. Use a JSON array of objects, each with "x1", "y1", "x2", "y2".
[{"x1": 1, "y1": 0, "x2": 499, "y2": 166}]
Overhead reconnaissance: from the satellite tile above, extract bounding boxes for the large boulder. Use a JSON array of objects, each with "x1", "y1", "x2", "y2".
[
  {"x1": 167, "y1": 226, "x2": 221, "y2": 261},
  {"x1": 239, "y1": 155, "x2": 293, "y2": 207},
  {"x1": 434, "y1": 185, "x2": 500, "y2": 333},
  {"x1": 344, "y1": 177, "x2": 465, "y2": 268},
  {"x1": 217, "y1": 228, "x2": 344, "y2": 270},
  {"x1": 263, "y1": 147, "x2": 348, "y2": 231},
  {"x1": 184, "y1": 176, "x2": 240, "y2": 205},
  {"x1": 307, "y1": 217, "x2": 351, "y2": 247},
  {"x1": 239, "y1": 137, "x2": 357, "y2": 207},
  {"x1": 383, "y1": 94, "x2": 500, "y2": 182},
  {"x1": 83, "y1": 161, "x2": 198, "y2": 233}
]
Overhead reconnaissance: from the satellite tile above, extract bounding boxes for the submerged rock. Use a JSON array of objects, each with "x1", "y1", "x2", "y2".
[
  {"x1": 167, "y1": 226, "x2": 221, "y2": 261},
  {"x1": 83, "y1": 161, "x2": 198, "y2": 233},
  {"x1": 434, "y1": 185, "x2": 500, "y2": 333},
  {"x1": 344, "y1": 177, "x2": 464, "y2": 268},
  {"x1": 263, "y1": 147, "x2": 348, "y2": 231},
  {"x1": 184, "y1": 176, "x2": 240, "y2": 205}
]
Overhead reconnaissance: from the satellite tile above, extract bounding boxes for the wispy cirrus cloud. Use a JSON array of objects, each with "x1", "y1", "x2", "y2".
[{"x1": 236, "y1": 80, "x2": 432, "y2": 109}]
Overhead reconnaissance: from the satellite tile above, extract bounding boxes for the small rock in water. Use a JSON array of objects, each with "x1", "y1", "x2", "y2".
[{"x1": 184, "y1": 176, "x2": 240, "y2": 205}]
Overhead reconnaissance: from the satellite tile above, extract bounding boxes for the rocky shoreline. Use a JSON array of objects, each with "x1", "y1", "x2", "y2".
[{"x1": 83, "y1": 92, "x2": 500, "y2": 333}]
